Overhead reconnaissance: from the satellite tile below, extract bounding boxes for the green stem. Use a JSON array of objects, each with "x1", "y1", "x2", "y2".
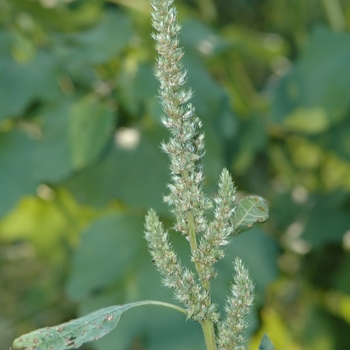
[
  {"x1": 188, "y1": 212, "x2": 198, "y2": 257},
  {"x1": 187, "y1": 212, "x2": 209, "y2": 289},
  {"x1": 136, "y1": 300, "x2": 188, "y2": 315},
  {"x1": 201, "y1": 320, "x2": 218, "y2": 350},
  {"x1": 187, "y1": 212, "x2": 217, "y2": 350}
]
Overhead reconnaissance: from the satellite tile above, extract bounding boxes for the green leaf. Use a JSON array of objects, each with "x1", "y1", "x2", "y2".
[
  {"x1": 181, "y1": 19, "x2": 229, "y2": 56},
  {"x1": 12, "y1": 301, "x2": 170, "y2": 350},
  {"x1": 33, "y1": 95, "x2": 115, "y2": 182},
  {"x1": 68, "y1": 94, "x2": 115, "y2": 169},
  {"x1": 66, "y1": 213, "x2": 144, "y2": 301},
  {"x1": 332, "y1": 253, "x2": 350, "y2": 294},
  {"x1": 54, "y1": 11, "x2": 132, "y2": 65},
  {"x1": 117, "y1": 63, "x2": 158, "y2": 118},
  {"x1": 64, "y1": 128, "x2": 170, "y2": 214},
  {"x1": 302, "y1": 192, "x2": 350, "y2": 247},
  {"x1": 233, "y1": 196, "x2": 269, "y2": 235},
  {"x1": 232, "y1": 116, "x2": 267, "y2": 175},
  {"x1": 272, "y1": 27, "x2": 350, "y2": 132},
  {"x1": 0, "y1": 129, "x2": 38, "y2": 217},
  {"x1": 258, "y1": 333, "x2": 275, "y2": 350},
  {"x1": 325, "y1": 116, "x2": 350, "y2": 161},
  {"x1": 0, "y1": 50, "x2": 60, "y2": 122}
]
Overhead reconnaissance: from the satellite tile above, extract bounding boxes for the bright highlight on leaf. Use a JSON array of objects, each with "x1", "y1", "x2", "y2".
[
  {"x1": 12, "y1": 301, "x2": 180, "y2": 350},
  {"x1": 233, "y1": 196, "x2": 269, "y2": 235}
]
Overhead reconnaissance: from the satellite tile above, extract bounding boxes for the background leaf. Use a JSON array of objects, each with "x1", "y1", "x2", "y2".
[
  {"x1": 66, "y1": 213, "x2": 144, "y2": 301},
  {"x1": 271, "y1": 27, "x2": 350, "y2": 132},
  {"x1": 33, "y1": 95, "x2": 116, "y2": 182},
  {"x1": 0, "y1": 129, "x2": 38, "y2": 216},
  {"x1": 0, "y1": 50, "x2": 60, "y2": 122},
  {"x1": 258, "y1": 333, "x2": 276, "y2": 350}
]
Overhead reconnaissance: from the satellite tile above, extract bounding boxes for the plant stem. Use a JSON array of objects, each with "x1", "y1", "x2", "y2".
[
  {"x1": 202, "y1": 320, "x2": 218, "y2": 350},
  {"x1": 187, "y1": 214, "x2": 217, "y2": 350},
  {"x1": 138, "y1": 300, "x2": 188, "y2": 315}
]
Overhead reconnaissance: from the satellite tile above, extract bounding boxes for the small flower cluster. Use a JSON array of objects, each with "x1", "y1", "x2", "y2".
[
  {"x1": 217, "y1": 258, "x2": 255, "y2": 350},
  {"x1": 146, "y1": 0, "x2": 255, "y2": 348},
  {"x1": 145, "y1": 209, "x2": 217, "y2": 322}
]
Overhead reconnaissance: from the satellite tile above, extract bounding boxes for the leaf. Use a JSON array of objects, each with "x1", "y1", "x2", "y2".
[
  {"x1": 0, "y1": 50, "x2": 60, "y2": 122},
  {"x1": 232, "y1": 116, "x2": 267, "y2": 175},
  {"x1": 325, "y1": 116, "x2": 350, "y2": 161},
  {"x1": 11, "y1": 301, "x2": 156, "y2": 350},
  {"x1": 33, "y1": 95, "x2": 115, "y2": 182},
  {"x1": 0, "y1": 129, "x2": 38, "y2": 217},
  {"x1": 66, "y1": 213, "x2": 144, "y2": 301},
  {"x1": 271, "y1": 27, "x2": 350, "y2": 132},
  {"x1": 64, "y1": 128, "x2": 170, "y2": 214},
  {"x1": 233, "y1": 196, "x2": 269, "y2": 235},
  {"x1": 68, "y1": 94, "x2": 115, "y2": 169},
  {"x1": 181, "y1": 19, "x2": 229, "y2": 56},
  {"x1": 302, "y1": 192, "x2": 350, "y2": 247},
  {"x1": 117, "y1": 63, "x2": 158, "y2": 118},
  {"x1": 53, "y1": 11, "x2": 133, "y2": 65},
  {"x1": 258, "y1": 333, "x2": 275, "y2": 350},
  {"x1": 332, "y1": 254, "x2": 350, "y2": 294}
]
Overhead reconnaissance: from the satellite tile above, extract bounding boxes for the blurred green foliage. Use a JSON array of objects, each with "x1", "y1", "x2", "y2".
[{"x1": 1, "y1": 0, "x2": 350, "y2": 349}]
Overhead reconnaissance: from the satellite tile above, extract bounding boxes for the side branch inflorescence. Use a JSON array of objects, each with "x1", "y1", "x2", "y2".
[{"x1": 218, "y1": 258, "x2": 255, "y2": 350}]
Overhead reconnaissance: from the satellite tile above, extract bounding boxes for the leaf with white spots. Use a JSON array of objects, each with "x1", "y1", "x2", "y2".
[
  {"x1": 12, "y1": 301, "x2": 159, "y2": 350},
  {"x1": 232, "y1": 196, "x2": 269, "y2": 235}
]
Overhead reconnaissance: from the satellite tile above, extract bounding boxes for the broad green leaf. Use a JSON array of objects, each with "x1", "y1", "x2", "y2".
[
  {"x1": 0, "y1": 129, "x2": 38, "y2": 217},
  {"x1": 0, "y1": 50, "x2": 59, "y2": 122},
  {"x1": 232, "y1": 116, "x2": 267, "y2": 175},
  {"x1": 66, "y1": 213, "x2": 144, "y2": 301},
  {"x1": 325, "y1": 117, "x2": 350, "y2": 161},
  {"x1": 302, "y1": 192, "x2": 350, "y2": 246},
  {"x1": 64, "y1": 128, "x2": 170, "y2": 214},
  {"x1": 293, "y1": 182, "x2": 350, "y2": 247},
  {"x1": 181, "y1": 19, "x2": 229, "y2": 56},
  {"x1": 33, "y1": 95, "x2": 115, "y2": 182},
  {"x1": 53, "y1": 11, "x2": 132, "y2": 65},
  {"x1": 269, "y1": 192, "x2": 304, "y2": 231},
  {"x1": 68, "y1": 94, "x2": 115, "y2": 169},
  {"x1": 259, "y1": 333, "x2": 275, "y2": 350},
  {"x1": 233, "y1": 196, "x2": 269, "y2": 235},
  {"x1": 332, "y1": 254, "x2": 350, "y2": 295},
  {"x1": 117, "y1": 63, "x2": 158, "y2": 118},
  {"x1": 272, "y1": 27, "x2": 350, "y2": 132},
  {"x1": 12, "y1": 301, "x2": 163, "y2": 350}
]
